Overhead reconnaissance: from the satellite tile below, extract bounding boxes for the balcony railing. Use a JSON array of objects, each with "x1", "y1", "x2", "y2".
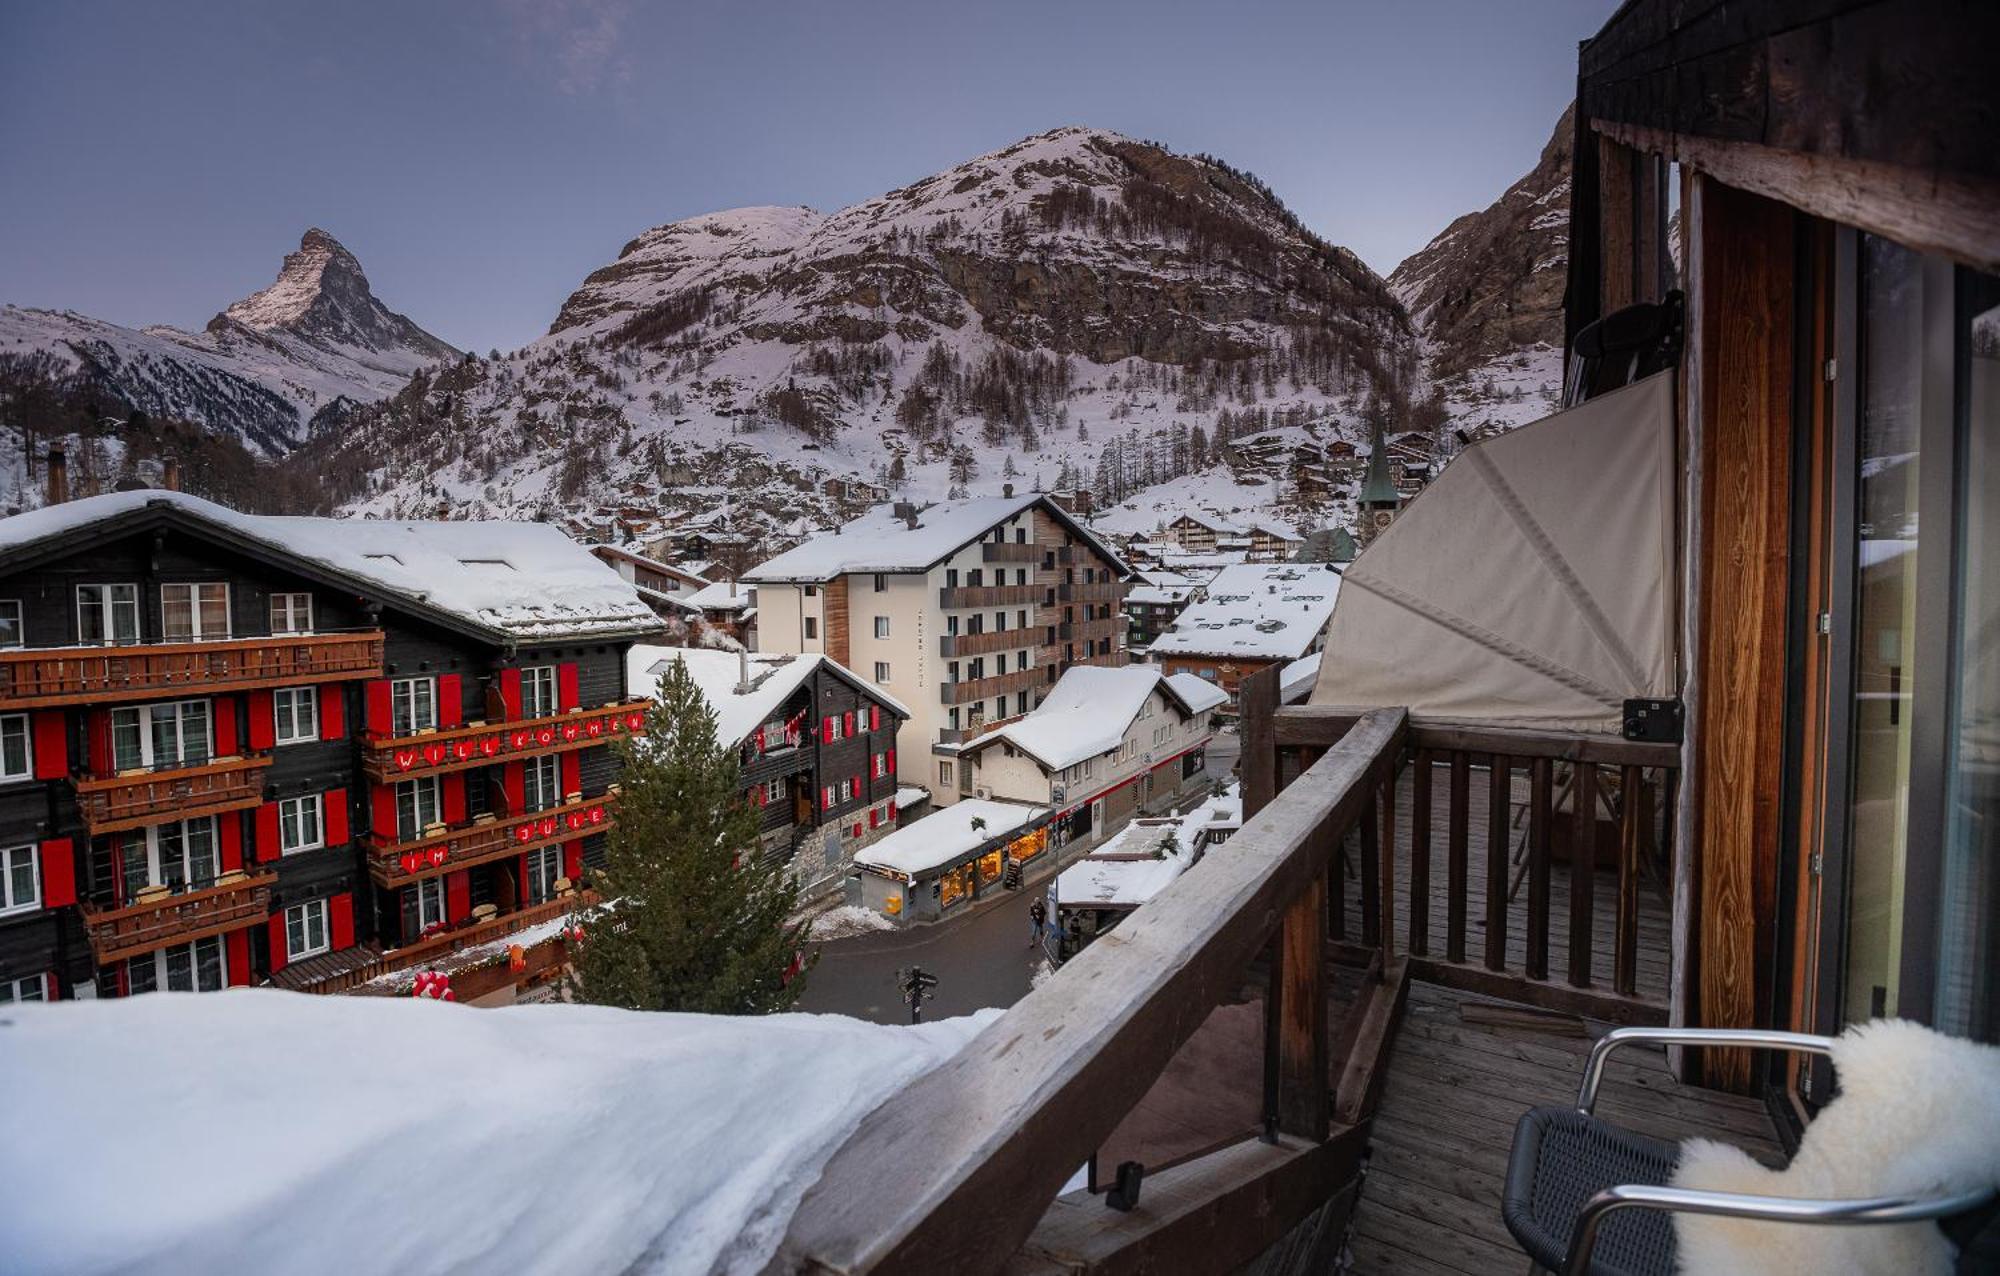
[
  {"x1": 938, "y1": 584, "x2": 1040, "y2": 610},
  {"x1": 72, "y1": 754, "x2": 273, "y2": 835},
  {"x1": 364, "y1": 792, "x2": 616, "y2": 887},
  {"x1": 80, "y1": 869, "x2": 276, "y2": 965},
  {"x1": 361, "y1": 699, "x2": 652, "y2": 782},
  {"x1": 938, "y1": 667, "x2": 1040, "y2": 706},
  {"x1": 277, "y1": 891, "x2": 598, "y2": 996},
  {"x1": 1058, "y1": 580, "x2": 1124, "y2": 604},
  {"x1": 981, "y1": 541, "x2": 1041, "y2": 563},
  {"x1": 938, "y1": 629, "x2": 1035, "y2": 659},
  {"x1": 0, "y1": 631, "x2": 385, "y2": 710}
]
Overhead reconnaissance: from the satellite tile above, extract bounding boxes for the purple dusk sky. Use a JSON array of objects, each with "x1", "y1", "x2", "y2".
[{"x1": 0, "y1": 1, "x2": 1615, "y2": 355}]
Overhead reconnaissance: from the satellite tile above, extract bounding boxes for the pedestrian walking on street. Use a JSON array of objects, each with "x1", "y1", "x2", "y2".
[{"x1": 1029, "y1": 899, "x2": 1047, "y2": 948}]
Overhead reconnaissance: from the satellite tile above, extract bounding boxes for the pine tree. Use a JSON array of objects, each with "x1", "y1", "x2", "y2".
[{"x1": 573, "y1": 662, "x2": 811, "y2": 1013}]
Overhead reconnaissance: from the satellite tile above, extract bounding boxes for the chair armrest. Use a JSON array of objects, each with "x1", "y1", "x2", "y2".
[
  {"x1": 1562, "y1": 1182, "x2": 1997, "y2": 1275},
  {"x1": 1576, "y1": 1027, "x2": 1837, "y2": 1112}
]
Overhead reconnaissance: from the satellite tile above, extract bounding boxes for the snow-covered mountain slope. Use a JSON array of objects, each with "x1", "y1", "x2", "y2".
[
  {"x1": 298, "y1": 127, "x2": 1419, "y2": 543},
  {"x1": 0, "y1": 229, "x2": 458, "y2": 456}
]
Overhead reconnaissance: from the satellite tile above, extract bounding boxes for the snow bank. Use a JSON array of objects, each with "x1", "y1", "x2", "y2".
[{"x1": 0, "y1": 991, "x2": 994, "y2": 1276}]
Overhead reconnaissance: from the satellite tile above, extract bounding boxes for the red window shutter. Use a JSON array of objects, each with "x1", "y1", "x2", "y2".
[
  {"x1": 211, "y1": 697, "x2": 238, "y2": 757},
  {"x1": 821, "y1": 718, "x2": 834, "y2": 744},
  {"x1": 852, "y1": 822, "x2": 863, "y2": 838},
  {"x1": 822, "y1": 786, "x2": 833, "y2": 811},
  {"x1": 329, "y1": 893, "x2": 355, "y2": 950},
  {"x1": 557, "y1": 662, "x2": 581, "y2": 711},
  {"x1": 371, "y1": 786, "x2": 398, "y2": 840},
  {"x1": 843, "y1": 710, "x2": 854, "y2": 735},
  {"x1": 561, "y1": 751, "x2": 582, "y2": 798},
  {"x1": 247, "y1": 691, "x2": 275, "y2": 751},
  {"x1": 499, "y1": 668, "x2": 523, "y2": 720},
  {"x1": 323, "y1": 788, "x2": 349, "y2": 846},
  {"x1": 31, "y1": 712, "x2": 66, "y2": 780},
  {"x1": 226, "y1": 931, "x2": 251, "y2": 986},
  {"x1": 503, "y1": 763, "x2": 526, "y2": 815},
  {"x1": 442, "y1": 774, "x2": 467, "y2": 825},
  {"x1": 563, "y1": 840, "x2": 583, "y2": 881},
  {"x1": 364, "y1": 679, "x2": 393, "y2": 736},
  {"x1": 85, "y1": 709, "x2": 112, "y2": 776},
  {"x1": 868, "y1": 809, "x2": 879, "y2": 829},
  {"x1": 317, "y1": 684, "x2": 346, "y2": 739},
  {"x1": 446, "y1": 871, "x2": 470, "y2": 923},
  {"x1": 267, "y1": 915, "x2": 289, "y2": 974},
  {"x1": 254, "y1": 803, "x2": 281, "y2": 862},
  {"x1": 870, "y1": 705, "x2": 881, "y2": 731},
  {"x1": 219, "y1": 816, "x2": 243, "y2": 871},
  {"x1": 437, "y1": 674, "x2": 463, "y2": 728},
  {"x1": 853, "y1": 773, "x2": 863, "y2": 799},
  {"x1": 38, "y1": 839, "x2": 74, "y2": 908},
  {"x1": 887, "y1": 749, "x2": 896, "y2": 774}
]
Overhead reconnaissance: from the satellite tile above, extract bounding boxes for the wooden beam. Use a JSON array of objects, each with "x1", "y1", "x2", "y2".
[
  {"x1": 1599, "y1": 134, "x2": 1637, "y2": 313},
  {"x1": 1408, "y1": 958, "x2": 1670, "y2": 1028},
  {"x1": 1272, "y1": 873, "x2": 1329, "y2": 1141},
  {"x1": 1334, "y1": 956, "x2": 1413, "y2": 1125}
]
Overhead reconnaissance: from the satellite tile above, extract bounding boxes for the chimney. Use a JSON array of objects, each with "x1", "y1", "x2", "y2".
[
  {"x1": 161, "y1": 457, "x2": 182, "y2": 492},
  {"x1": 45, "y1": 448, "x2": 67, "y2": 506},
  {"x1": 893, "y1": 500, "x2": 918, "y2": 530},
  {"x1": 735, "y1": 646, "x2": 752, "y2": 693},
  {"x1": 1003, "y1": 482, "x2": 1014, "y2": 498}
]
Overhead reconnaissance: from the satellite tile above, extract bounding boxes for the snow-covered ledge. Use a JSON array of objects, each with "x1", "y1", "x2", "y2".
[{"x1": 2, "y1": 991, "x2": 993, "y2": 1275}]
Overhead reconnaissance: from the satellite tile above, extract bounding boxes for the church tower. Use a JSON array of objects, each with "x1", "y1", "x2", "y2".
[{"x1": 1355, "y1": 418, "x2": 1402, "y2": 549}]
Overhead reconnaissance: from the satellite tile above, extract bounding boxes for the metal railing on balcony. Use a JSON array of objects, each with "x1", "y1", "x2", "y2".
[
  {"x1": 80, "y1": 869, "x2": 276, "y2": 965},
  {"x1": 0, "y1": 630, "x2": 385, "y2": 709},
  {"x1": 365, "y1": 792, "x2": 616, "y2": 887},
  {"x1": 361, "y1": 699, "x2": 652, "y2": 782},
  {"x1": 72, "y1": 754, "x2": 273, "y2": 835}
]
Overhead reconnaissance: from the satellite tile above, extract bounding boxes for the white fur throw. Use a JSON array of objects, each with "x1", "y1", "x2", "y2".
[{"x1": 1672, "y1": 1019, "x2": 2000, "y2": 1274}]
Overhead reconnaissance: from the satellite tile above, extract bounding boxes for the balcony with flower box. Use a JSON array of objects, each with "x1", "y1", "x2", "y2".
[
  {"x1": 72, "y1": 754, "x2": 273, "y2": 835},
  {"x1": 0, "y1": 630, "x2": 385, "y2": 711},
  {"x1": 79, "y1": 868, "x2": 276, "y2": 965},
  {"x1": 360, "y1": 699, "x2": 653, "y2": 783},
  {"x1": 363, "y1": 791, "x2": 617, "y2": 888}
]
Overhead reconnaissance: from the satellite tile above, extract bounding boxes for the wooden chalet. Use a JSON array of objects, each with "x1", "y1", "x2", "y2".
[{"x1": 761, "y1": 4, "x2": 2000, "y2": 1271}]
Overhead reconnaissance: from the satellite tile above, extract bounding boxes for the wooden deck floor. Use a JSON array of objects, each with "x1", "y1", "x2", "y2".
[{"x1": 1342, "y1": 982, "x2": 1783, "y2": 1275}]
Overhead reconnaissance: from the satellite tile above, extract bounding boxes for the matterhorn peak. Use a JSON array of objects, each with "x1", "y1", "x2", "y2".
[{"x1": 213, "y1": 228, "x2": 459, "y2": 363}]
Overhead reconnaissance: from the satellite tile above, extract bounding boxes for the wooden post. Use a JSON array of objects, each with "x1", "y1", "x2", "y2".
[
  {"x1": 1273, "y1": 870, "x2": 1329, "y2": 1141},
  {"x1": 1358, "y1": 789, "x2": 1380, "y2": 948},
  {"x1": 1377, "y1": 771, "x2": 1397, "y2": 960},
  {"x1": 1527, "y1": 758, "x2": 1552, "y2": 981},
  {"x1": 1485, "y1": 755, "x2": 1510, "y2": 971},
  {"x1": 1615, "y1": 764, "x2": 1642, "y2": 997},
  {"x1": 1447, "y1": 751, "x2": 1470, "y2": 964},
  {"x1": 1409, "y1": 749, "x2": 1430, "y2": 957},
  {"x1": 1569, "y1": 762, "x2": 1598, "y2": 988}
]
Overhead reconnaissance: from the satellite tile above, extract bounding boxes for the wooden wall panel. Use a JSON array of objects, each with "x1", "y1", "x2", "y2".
[{"x1": 824, "y1": 576, "x2": 850, "y2": 667}]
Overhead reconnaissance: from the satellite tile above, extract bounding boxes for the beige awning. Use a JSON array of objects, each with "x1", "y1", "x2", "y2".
[{"x1": 1310, "y1": 371, "x2": 1677, "y2": 733}]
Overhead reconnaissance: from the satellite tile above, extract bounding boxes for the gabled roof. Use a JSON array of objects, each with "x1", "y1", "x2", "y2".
[
  {"x1": 961, "y1": 664, "x2": 1222, "y2": 771},
  {"x1": 0, "y1": 491, "x2": 664, "y2": 646},
  {"x1": 629, "y1": 645, "x2": 909, "y2": 748},
  {"x1": 1149, "y1": 562, "x2": 1343, "y2": 662},
  {"x1": 685, "y1": 580, "x2": 756, "y2": 612},
  {"x1": 743, "y1": 493, "x2": 1127, "y2": 583},
  {"x1": 1166, "y1": 511, "x2": 1247, "y2": 535},
  {"x1": 589, "y1": 543, "x2": 711, "y2": 590}
]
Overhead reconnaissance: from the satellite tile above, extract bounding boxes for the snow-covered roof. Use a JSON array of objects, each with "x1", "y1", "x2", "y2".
[
  {"x1": 1126, "y1": 585, "x2": 1193, "y2": 607},
  {"x1": 853, "y1": 798, "x2": 1044, "y2": 877},
  {"x1": 894, "y1": 785, "x2": 929, "y2": 810},
  {"x1": 1248, "y1": 518, "x2": 1302, "y2": 540},
  {"x1": 964, "y1": 665, "x2": 1220, "y2": 772},
  {"x1": 1, "y1": 990, "x2": 990, "y2": 1275},
  {"x1": 0, "y1": 490, "x2": 662, "y2": 643},
  {"x1": 1148, "y1": 562, "x2": 1342, "y2": 662},
  {"x1": 686, "y1": 580, "x2": 757, "y2": 612},
  {"x1": 1056, "y1": 784, "x2": 1238, "y2": 909},
  {"x1": 1167, "y1": 511, "x2": 1247, "y2": 535},
  {"x1": 1281, "y1": 650, "x2": 1324, "y2": 704},
  {"x1": 630, "y1": 646, "x2": 909, "y2": 748},
  {"x1": 743, "y1": 493, "x2": 1124, "y2": 583},
  {"x1": 590, "y1": 542, "x2": 711, "y2": 587}
]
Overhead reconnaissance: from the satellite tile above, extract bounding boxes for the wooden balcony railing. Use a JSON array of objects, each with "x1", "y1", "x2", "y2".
[
  {"x1": 1058, "y1": 580, "x2": 1124, "y2": 604},
  {"x1": 364, "y1": 792, "x2": 615, "y2": 887},
  {"x1": 0, "y1": 631, "x2": 384, "y2": 709},
  {"x1": 361, "y1": 699, "x2": 652, "y2": 782},
  {"x1": 80, "y1": 869, "x2": 276, "y2": 965},
  {"x1": 934, "y1": 712, "x2": 1028, "y2": 746},
  {"x1": 72, "y1": 754, "x2": 272, "y2": 835},
  {"x1": 938, "y1": 667, "x2": 1040, "y2": 706},
  {"x1": 938, "y1": 584, "x2": 1041, "y2": 610},
  {"x1": 279, "y1": 891, "x2": 598, "y2": 996},
  {"x1": 980, "y1": 541, "x2": 1041, "y2": 563},
  {"x1": 938, "y1": 629, "x2": 1035, "y2": 659}
]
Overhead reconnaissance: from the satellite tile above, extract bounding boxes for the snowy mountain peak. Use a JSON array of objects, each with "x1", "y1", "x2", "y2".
[{"x1": 214, "y1": 228, "x2": 458, "y2": 364}]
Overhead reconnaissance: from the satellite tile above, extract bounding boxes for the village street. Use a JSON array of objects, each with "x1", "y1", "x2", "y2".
[{"x1": 800, "y1": 728, "x2": 1240, "y2": 1024}]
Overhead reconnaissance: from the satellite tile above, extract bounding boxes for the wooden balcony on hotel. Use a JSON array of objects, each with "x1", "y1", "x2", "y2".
[
  {"x1": 1058, "y1": 580, "x2": 1124, "y2": 604},
  {"x1": 361, "y1": 699, "x2": 653, "y2": 782},
  {"x1": 981, "y1": 541, "x2": 1042, "y2": 563},
  {"x1": 72, "y1": 754, "x2": 273, "y2": 835},
  {"x1": 939, "y1": 667, "x2": 1041, "y2": 707},
  {"x1": 80, "y1": 869, "x2": 276, "y2": 965},
  {"x1": 364, "y1": 792, "x2": 617, "y2": 887},
  {"x1": 0, "y1": 631, "x2": 385, "y2": 710},
  {"x1": 938, "y1": 583, "x2": 1041, "y2": 610},
  {"x1": 938, "y1": 628, "x2": 1036, "y2": 659}
]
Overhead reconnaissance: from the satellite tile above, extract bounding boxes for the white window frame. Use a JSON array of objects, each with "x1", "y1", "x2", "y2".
[
  {"x1": 0, "y1": 713, "x2": 31, "y2": 783},
  {"x1": 762, "y1": 777, "x2": 786, "y2": 804},
  {"x1": 76, "y1": 583, "x2": 139, "y2": 646},
  {"x1": 161, "y1": 582, "x2": 231, "y2": 642},
  {"x1": 396, "y1": 776, "x2": 443, "y2": 842},
  {"x1": 286, "y1": 899, "x2": 330, "y2": 959},
  {"x1": 838, "y1": 777, "x2": 854, "y2": 802},
  {"x1": 416, "y1": 877, "x2": 447, "y2": 931},
  {"x1": 525, "y1": 845, "x2": 562, "y2": 904},
  {"x1": 874, "y1": 661, "x2": 891, "y2": 682},
  {"x1": 272, "y1": 686, "x2": 319, "y2": 746},
  {"x1": 128, "y1": 936, "x2": 226, "y2": 994},
  {"x1": 522, "y1": 754, "x2": 561, "y2": 813},
  {"x1": 520, "y1": 665, "x2": 558, "y2": 719},
  {"x1": 269, "y1": 592, "x2": 314, "y2": 635},
  {"x1": 110, "y1": 699, "x2": 212, "y2": 772},
  {"x1": 0, "y1": 599, "x2": 22, "y2": 650},
  {"x1": 113, "y1": 818, "x2": 220, "y2": 897},
  {"x1": 873, "y1": 616, "x2": 891, "y2": 639},
  {"x1": 391, "y1": 677, "x2": 437, "y2": 736},
  {"x1": 279, "y1": 794, "x2": 324, "y2": 854},
  {"x1": 1, "y1": 844, "x2": 40, "y2": 916},
  {"x1": 0, "y1": 973, "x2": 47, "y2": 1002}
]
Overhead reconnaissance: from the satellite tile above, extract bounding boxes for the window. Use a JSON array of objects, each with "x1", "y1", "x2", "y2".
[
  {"x1": 946, "y1": 569, "x2": 960, "y2": 588},
  {"x1": 416, "y1": 878, "x2": 447, "y2": 931},
  {"x1": 874, "y1": 662, "x2": 890, "y2": 682},
  {"x1": 526, "y1": 845, "x2": 562, "y2": 904},
  {"x1": 803, "y1": 584, "x2": 819, "y2": 597},
  {"x1": 762, "y1": 777, "x2": 787, "y2": 804},
  {"x1": 873, "y1": 574, "x2": 886, "y2": 592},
  {"x1": 939, "y1": 761, "x2": 954, "y2": 787},
  {"x1": 874, "y1": 616, "x2": 890, "y2": 639},
  {"x1": 0, "y1": 600, "x2": 21, "y2": 649},
  {"x1": 279, "y1": 794, "x2": 324, "y2": 854},
  {"x1": 0, "y1": 714, "x2": 29, "y2": 781},
  {"x1": 127, "y1": 936, "x2": 225, "y2": 994},
  {"x1": 1, "y1": 845, "x2": 39, "y2": 915},
  {"x1": 111, "y1": 699, "x2": 211, "y2": 772},
  {"x1": 521, "y1": 665, "x2": 558, "y2": 718},
  {"x1": 396, "y1": 776, "x2": 442, "y2": 841},
  {"x1": 286, "y1": 899, "x2": 330, "y2": 959},
  {"x1": 161, "y1": 582, "x2": 230, "y2": 642},
  {"x1": 114, "y1": 819, "x2": 219, "y2": 897},
  {"x1": 269, "y1": 592, "x2": 313, "y2": 635},
  {"x1": 826, "y1": 714, "x2": 844, "y2": 742},
  {"x1": 76, "y1": 583, "x2": 139, "y2": 645},
  {"x1": 391, "y1": 677, "x2": 437, "y2": 735},
  {"x1": 804, "y1": 616, "x2": 818, "y2": 640},
  {"x1": 0, "y1": 974, "x2": 46, "y2": 1002},
  {"x1": 273, "y1": 687, "x2": 318, "y2": 745},
  {"x1": 523, "y1": 754, "x2": 561, "y2": 812},
  {"x1": 838, "y1": 777, "x2": 854, "y2": 802}
]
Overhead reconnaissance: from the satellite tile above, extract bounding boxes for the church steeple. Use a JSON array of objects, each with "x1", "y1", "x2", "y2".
[{"x1": 1355, "y1": 417, "x2": 1402, "y2": 548}]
